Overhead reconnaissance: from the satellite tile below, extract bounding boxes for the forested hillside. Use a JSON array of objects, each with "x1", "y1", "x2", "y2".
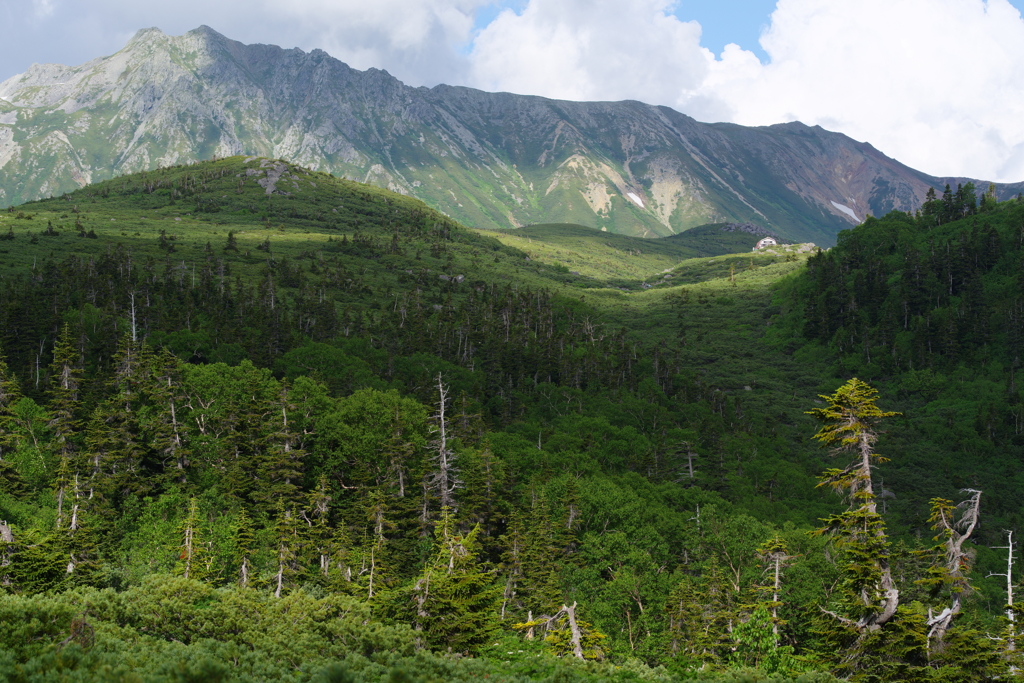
[{"x1": 0, "y1": 158, "x2": 1021, "y2": 682}]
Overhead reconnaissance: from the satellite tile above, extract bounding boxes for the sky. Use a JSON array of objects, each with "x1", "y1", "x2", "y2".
[{"x1": 2, "y1": 0, "x2": 1024, "y2": 182}]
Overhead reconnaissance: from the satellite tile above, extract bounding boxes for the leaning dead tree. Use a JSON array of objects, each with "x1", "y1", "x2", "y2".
[
  {"x1": 921, "y1": 489, "x2": 981, "y2": 654},
  {"x1": 514, "y1": 602, "x2": 587, "y2": 659}
]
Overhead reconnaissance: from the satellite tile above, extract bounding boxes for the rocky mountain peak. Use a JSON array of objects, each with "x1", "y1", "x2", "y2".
[{"x1": 1, "y1": 27, "x2": 1020, "y2": 244}]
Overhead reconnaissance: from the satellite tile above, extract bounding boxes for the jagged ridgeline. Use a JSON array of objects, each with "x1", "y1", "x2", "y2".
[{"x1": 3, "y1": 157, "x2": 1023, "y2": 681}]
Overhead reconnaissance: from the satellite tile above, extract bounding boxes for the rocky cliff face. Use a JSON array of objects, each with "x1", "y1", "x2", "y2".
[{"x1": 1, "y1": 26, "x2": 1019, "y2": 245}]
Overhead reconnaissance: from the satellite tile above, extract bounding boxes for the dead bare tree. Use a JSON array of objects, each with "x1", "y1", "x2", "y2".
[
  {"x1": 426, "y1": 374, "x2": 460, "y2": 511},
  {"x1": 515, "y1": 602, "x2": 587, "y2": 659},
  {"x1": 1, "y1": 520, "x2": 12, "y2": 588},
  {"x1": 989, "y1": 529, "x2": 1018, "y2": 661},
  {"x1": 924, "y1": 489, "x2": 981, "y2": 654},
  {"x1": 757, "y1": 537, "x2": 798, "y2": 635}
]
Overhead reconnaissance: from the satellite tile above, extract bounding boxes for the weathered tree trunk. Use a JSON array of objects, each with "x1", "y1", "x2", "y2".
[
  {"x1": 990, "y1": 530, "x2": 1017, "y2": 658},
  {"x1": 275, "y1": 544, "x2": 285, "y2": 598},
  {"x1": 0, "y1": 520, "x2": 12, "y2": 587},
  {"x1": 562, "y1": 602, "x2": 585, "y2": 660},
  {"x1": 428, "y1": 374, "x2": 460, "y2": 510},
  {"x1": 927, "y1": 490, "x2": 981, "y2": 653}
]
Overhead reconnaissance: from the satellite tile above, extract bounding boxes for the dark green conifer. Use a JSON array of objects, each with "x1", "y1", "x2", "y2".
[
  {"x1": 254, "y1": 381, "x2": 306, "y2": 509},
  {"x1": 808, "y1": 378, "x2": 907, "y2": 674},
  {"x1": 232, "y1": 507, "x2": 258, "y2": 588},
  {"x1": 47, "y1": 325, "x2": 83, "y2": 530},
  {"x1": 406, "y1": 506, "x2": 501, "y2": 653},
  {"x1": 0, "y1": 349, "x2": 25, "y2": 495},
  {"x1": 148, "y1": 348, "x2": 189, "y2": 483},
  {"x1": 273, "y1": 503, "x2": 306, "y2": 598},
  {"x1": 174, "y1": 496, "x2": 210, "y2": 582}
]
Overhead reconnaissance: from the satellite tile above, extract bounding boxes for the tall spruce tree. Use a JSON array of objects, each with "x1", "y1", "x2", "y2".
[
  {"x1": 148, "y1": 348, "x2": 189, "y2": 484},
  {"x1": 407, "y1": 506, "x2": 501, "y2": 653},
  {"x1": 255, "y1": 381, "x2": 306, "y2": 508},
  {"x1": 47, "y1": 324, "x2": 83, "y2": 530},
  {"x1": 232, "y1": 507, "x2": 257, "y2": 588},
  {"x1": 808, "y1": 378, "x2": 900, "y2": 633},
  {"x1": 807, "y1": 378, "x2": 923, "y2": 681},
  {"x1": 0, "y1": 348, "x2": 25, "y2": 494},
  {"x1": 273, "y1": 503, "x2": 306, "y2": 598},
  {"x1": 174, "y1": 496, "x2": 210, "y2": 582}
]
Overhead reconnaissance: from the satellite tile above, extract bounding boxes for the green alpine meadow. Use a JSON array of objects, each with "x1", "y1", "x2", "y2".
[{"x1": 0, "y1": 152, "x2": 1022, "y2": 682}]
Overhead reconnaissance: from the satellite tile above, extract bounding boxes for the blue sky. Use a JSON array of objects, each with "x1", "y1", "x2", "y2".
[
  {"x1": 470, "y1": 0, "x2": 1024, "y2": 63},
  {"x1": 670, "y1": 0, "x2": 781, "y2": 61},
  {"x1": 464, "y1": 0, "x2": 777, "y2": 60}
]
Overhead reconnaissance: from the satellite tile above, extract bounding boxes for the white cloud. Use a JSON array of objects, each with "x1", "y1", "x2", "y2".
[
  {"x1": 0, "y1": 0, "x2": 486, "y2": 88},
  {"x1": 32, "y1": 0, "x2": 55, "y2": 20},
  {"x1": 251, "y1": 0, "x2": 485, "y2": 85},
  {"x1": 467, "y1": 0, "x2": 1024, "y2": 181},
  {"x1": 684, "y1": 0, "x2": 1024, "y2": 181},
  {"x1": 468, "y1": 0, "x2": 712, "y2": 102}
]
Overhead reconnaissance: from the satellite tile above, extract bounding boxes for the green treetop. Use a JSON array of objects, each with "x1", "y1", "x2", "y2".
[{"x1": 807, "y1": 378, "x2": 901, "y2": 633}]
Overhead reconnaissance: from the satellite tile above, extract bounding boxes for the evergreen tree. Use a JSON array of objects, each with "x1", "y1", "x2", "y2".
[
  {"x1": 518, "y1": 491, "x2": 567, "y2": 616},
  {"x1": 254, "y1": 381, "x2": 306, "y2": 508},
  {"x1": 498, "y1": 509, "x2": 527, "y2": 620},
  {"x1": 664, "y1": 561, "x2": 736, "y2": 667},
  {"x1": 306, "y1": 475, "x2": 336, "y2": 581},
  {"x1": 47, "y1": 324, "x2": 83, "y2": 529},
  {"x1": 273, "y1": 503, "x2": 306, "y2": 598},
  {"x1": 406, "y1": 506, "x2": 501, "y2": 653},
  {"x1": 0, "y1": 348, "x2": 25, "y2": 494},
  {"x1": 0, "y1": 348, "x2": 22, "y2": 430},
  {"x1": 360, "y1": 489, "x2": 395, "y2": 599},
  {"x1": 174, "y1": 496, "x2": 210, "y2": 582},
  {"x1": 808, "y1": 379, "x2": 916, "y2": 679},
  {"x1": 232, "y1": 507, "x2": 257, "y2": 588},
  {"x1": 57, "y1": 474, "x2": 100, "y2": 587},
  {"x1": 83, "y1": 336, "x2": 150, "y2": 510},
  {"x1": 148, "y1": 348, "x2": 189, "y2": 484},
  {"x1": 808, "y1": 378, "x2": 901, "y2": 632},
  {"x1": 922, "y1": 187, "x2": 941, "y2": 223},
  {"x1": 755, "y1": 536, "x2": 796, "y2": 635}
]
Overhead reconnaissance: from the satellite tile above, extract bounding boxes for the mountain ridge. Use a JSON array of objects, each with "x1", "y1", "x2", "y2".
[{"x1": 1, "y1": 25, "x2": 1021, "y2": 245}]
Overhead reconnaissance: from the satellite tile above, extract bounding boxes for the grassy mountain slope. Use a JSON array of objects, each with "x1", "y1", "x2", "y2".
[
  {"x1": 473, "y1": 221, "x2": 800, "y2": 284},
  {"x1": 474, "y1": 223, "x2": 701, "y2": 281}
]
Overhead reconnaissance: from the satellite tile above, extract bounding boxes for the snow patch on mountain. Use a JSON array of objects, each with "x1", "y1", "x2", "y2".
[{"x1": 830, "y1": 200, "x2": 859, "y2": 222}]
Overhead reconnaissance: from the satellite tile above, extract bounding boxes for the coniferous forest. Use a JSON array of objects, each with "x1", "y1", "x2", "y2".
[{"x1": 2, "y1": 157, "x2": 1024, "y2": 682}]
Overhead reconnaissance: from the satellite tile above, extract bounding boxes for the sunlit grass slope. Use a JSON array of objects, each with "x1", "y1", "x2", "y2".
[
  {"x1": 474, "y1": 223, "x2": 700, "y2": 281},
  {"x1": 473, "y1": 222, "x2": 796, "y2": 284}
]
